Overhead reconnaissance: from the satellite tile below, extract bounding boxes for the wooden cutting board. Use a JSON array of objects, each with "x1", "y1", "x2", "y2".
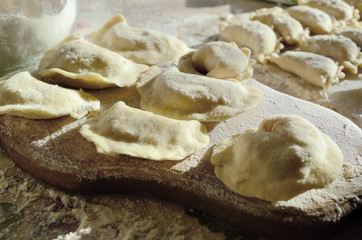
[{"x1": 0, "y1": 79, "x2": 361, "y2": 239}]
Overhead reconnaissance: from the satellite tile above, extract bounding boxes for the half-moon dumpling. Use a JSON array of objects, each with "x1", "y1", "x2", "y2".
[
  {"x1": 286, "y1": 5, "x2": 334, "y2": 34},
  {"x1": 334, "y1": 27, "x2": 362, "y2": 48},
  {"x1": 211, "y1": 114, "x2": 343, "y2": 202},
  {"x1": 219, "y1": 21, "x2": 283, "y2": 64},
  {"x1": 37, "y1": 35, "x2": 149, "y2": 89},
  {"x1": 298, "y1": 0, "x2": 359, "y2": 22},
  {"x1": 92, "y1": 14, "x2": 190, "y2": 66},
  {"x1": 251, "y1": 7, "x2": 309, "y2": 45},
  {"x1": 178, "y1": 41, "x2": 254, "y2": 81},
  {"x1": 0, "y1": 71, "x2": 100, "y2": 119},
  {"x1": 79, "y1": 101, "x2": 209, "y2": 160},
  {"x1": 270, "y1": 51, "x2": 345, "y2": 89},
  {"x1": 136, "y1": 67, "x2": 262, "y2": 122},
  {"x1": 300, "y1": 35, "x2": 362, "y2": 74}
]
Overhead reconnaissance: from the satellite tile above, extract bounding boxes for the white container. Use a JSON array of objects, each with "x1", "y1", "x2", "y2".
[{"x1": 0, "y1": 0, "x2": 78, "y2": 76}]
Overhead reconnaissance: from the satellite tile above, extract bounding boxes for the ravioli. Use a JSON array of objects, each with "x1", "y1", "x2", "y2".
[
  {"x1": 298, "y1": 0, "x2": 359, "y2": 22},
  {"x1": 37, "y1": 35, "x2": 149, "y2": 89},
  {"x1": 211, "y1": 114, "x2": 343, "y2": 202},
  {"x1": 251, "y1": 7, "x2": 308, "y2": 45},
  {"x1": 137, "y1": 67, "x2": 262, "y2": 122},
  {"x1": 270, "y1": 51, "x2": 345, "y2": 89},
  {"x1": 0, "y1": 71, "x2": 100, "y2": 119},
  {"x1": 92, "y1": 14, "x2": 190, "y2": 66},
  {"x1": 286, "y1": 5, "x2": 334, "y2": 34},
  {"x1": 79, "y1": 101, "x2": 209, "y2": 160},
  {"x1": 178, "y1": 41, "x2": 254, "y2": 81},
  {"x1": 219, "y1": 21, "x2": 283, "y2": 64},
  {"x1": 300, "y1": 35, "x2": 362, "y2": 74}
]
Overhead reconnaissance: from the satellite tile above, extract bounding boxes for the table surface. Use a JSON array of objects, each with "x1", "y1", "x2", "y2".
[{"x1": 1, "y1": 0, "x2": 361, "y2": 239}]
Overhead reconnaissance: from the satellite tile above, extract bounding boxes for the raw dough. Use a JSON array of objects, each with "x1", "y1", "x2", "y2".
[
  {"x1": 270, "y1": 51, "x2": 345, "y2": 89},
  {"x1": 178, "y1": 41, "x2": 254, "y2": 81},
  {"x1": 211, "y1": 114, "x2": 343, "y2": 202},
  {"x1": 92, "y1": 14, "x2": 190, "y2": 66},
  {"x1": 137, "y1": 66, "x2": 262, "y2": 122},
  {"x1": 251, "y1": 7, "x2": 308, "y2": 45},
  {"x1": 298, "y1": 0, "x2": 360, "y2": 22},
  {"x1": 286, "y1": 5, "x2": 334, "y2": 34},
  {"x1": 37, "y1": 35, "x2": 149, "y2": 89},
  {"x1": 79, "y1": 101, "x2": 209, "y2": 160},
  {"x1": 0, "y1": 71, "x2": 100, "y2": 119},
  {"x1": 300, "y1": 34, "x2": 362, "y2": 74},
  {"x1": 219, "y1": 21, "x2": 283, "y2": 64}
]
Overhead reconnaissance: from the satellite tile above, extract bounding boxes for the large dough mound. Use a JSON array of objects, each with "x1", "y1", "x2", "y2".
[{"x1": 211, "y1": 114, "x2": 343, "y2": 202}]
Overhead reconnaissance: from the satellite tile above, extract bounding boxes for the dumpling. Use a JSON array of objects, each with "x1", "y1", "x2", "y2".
[
  {"x1": 300, "y1": 35, "x2": 362, "y2": 74},
  {"x1": 219, "y1": 21, "x2": 283, "y2": 64},
  {"x1": 344, "y1": 0, "x2": 362, "y2": 18},
  {"x1": 0, "y1": 71, "x2": 100, "y2": 119},
  {"x1": 286, "y1": 5, "x2": 334, "y2": 34},
  {"x1": 251, "y1": 7, "x2": 309, "y2": 45},
  {"x1": 270, "y1": 51, "x2": 345, "y2": 89},
  {"x1": 79, "y1": 101, "x2": 209, "y2": 160},
  {"x1": 298, "y1": 0, "x2": 359, "y2": 22},
  {"x1": 334, "y1": 27, "x2": 362, "y2": 48},
  {"x1": 136, "y1": 67, "x2": 262, "y2": 122},
  {"x1": 178, "y1": 41, "x2": 254, "y2": 81},
  {"x1": 211, "y1": 114, "x2": 343, "y2": 202},
  {"x1": 92, "y1": 14, "x2": 190, "y2": 66},
  {"x1": 37, "y1": 35, "x2": 149, "y2": 89}
]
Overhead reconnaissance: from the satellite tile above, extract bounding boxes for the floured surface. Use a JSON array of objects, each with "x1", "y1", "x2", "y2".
[{"x1": 1, "y1": 0, "x2": 362, "y2": 239}]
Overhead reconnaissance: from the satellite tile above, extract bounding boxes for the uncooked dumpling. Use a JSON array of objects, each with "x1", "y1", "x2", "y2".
[
  {"x1": 137, "y1": 67, "x2": 262, "y2": 122},
  {"x1": 178, "y1": 41, "x2": 254, "y2": 81},
  {"x1": 251, "y1": 7, "x2": 308, "y2": 45},
  {"x1": 286, "y1": 5, "x2": 334, "y2": 34},
  {"x1": 334, "y1": 27, "x2": 362, "y2": 48},
  {"x1": 79, "y1": 101, "x2": 209, "y2": 160},
  {"x1": 37, "y1": 35, "x2": 149, "y2": 89},
  {"x1": 0, "y1": 71, "x2": 100, "y2": 119},
  {"x1": 298, "y1": 0, "x2": 359, "y2": 22},
  {"x1": 211, "y1": 114, "x2": 343, "y2": 202},
  {"x1": 219, "y1": 21, "x2": 283, "y2": 64},
  {"x1": 92, "y1": 14, "x2": 190, "y2": 66},
  {"x1": 300, "y1": 35, "x2": 362, "y2": 74},
  {"x1": 270, "y1": 51, "x2": 345, "y2": 89}
]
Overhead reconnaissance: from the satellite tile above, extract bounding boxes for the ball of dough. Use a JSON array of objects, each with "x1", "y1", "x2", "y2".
[
  {"x1": 211, "y1": 114, "x2": 343, "y2": 202},
  {"x1": 178, "y1": 41, "x2": 254, "y2": 81}
]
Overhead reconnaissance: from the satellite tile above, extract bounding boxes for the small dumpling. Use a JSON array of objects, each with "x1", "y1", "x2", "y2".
[
  {"x1": 211, "y1": 114, "x2": 343, "y2": 202},
  {"x1": 251, "y1": 7, "x2": 309, "y2": 45},
  {"x1": 37, "y1": 35, "x2": 149, "y2": 89},
  {"x1": 286, "y1": 5, "x2": 334, "y2": 34},
  {"x1": 0, "y1": 71, "x2": 100, "y2": 119},
  {"x1": 334, "y1": 27, "x2": 362, "y2": 48},
  {"x1": 137, "y1": 67, "x2": 262, "y2": 122},
  {"x1": 219, "y1": 21, "x2": 283, "y2": 64},
  {"x1": 298, "y1": 0, "x2": 359, "y2": 22},
  {"x1": 300, "y1": 35, "x2": 362, "y2": 74},
  {"x1": 79, "y1": 101, "x2": 209, "y2": 160},
  {"x1": 92, "y1": 14, "x2": 190, "y2": 66},
  {"x1": 178, "y1": 41, "x2": 254, "y2": 81},
  {"x1": 270, "y1": 51, "x2": 345, "y2": 89}
]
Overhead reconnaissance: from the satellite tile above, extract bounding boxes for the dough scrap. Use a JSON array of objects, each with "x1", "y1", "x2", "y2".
[
  {"x1": 211, "y1": 114, "x2": 343, "y2": 202},
  {"x1": 270, "y1": 51, "x2": 345, "y2": 89},
  {"x1": 0, "y1": 71, "x2": 100, "y2": 119},
  {"x1": 251, "y1": 7, "x2": 309, "y2": 45},
  {"x1": 137, "y1": 66, "x2": 262, "y2": 122},
  {"x1": 219, "y1": 21, "x2": 283, "y2": 64},
  {"x1": 178, "y1": 41, "x2": 254, "y2": 81},
  {"x1": 37, "y1": 35, "x2": 149, "y2": 89},
  {"x1": 298, "y1": 0, "x2": 360, "y2": 22},
  {"x1": 92, "y1": 14, "x2": 190, "y2": 66},
  {"x1": 300, "y1": 34, "x2": 362, "y2": 74},
  {"x1": 286, "y1": 5, "x2": 334, "y2": 34},
  {"x1": 79, "y1": 101, "x2": 209, "y2": 160}
]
